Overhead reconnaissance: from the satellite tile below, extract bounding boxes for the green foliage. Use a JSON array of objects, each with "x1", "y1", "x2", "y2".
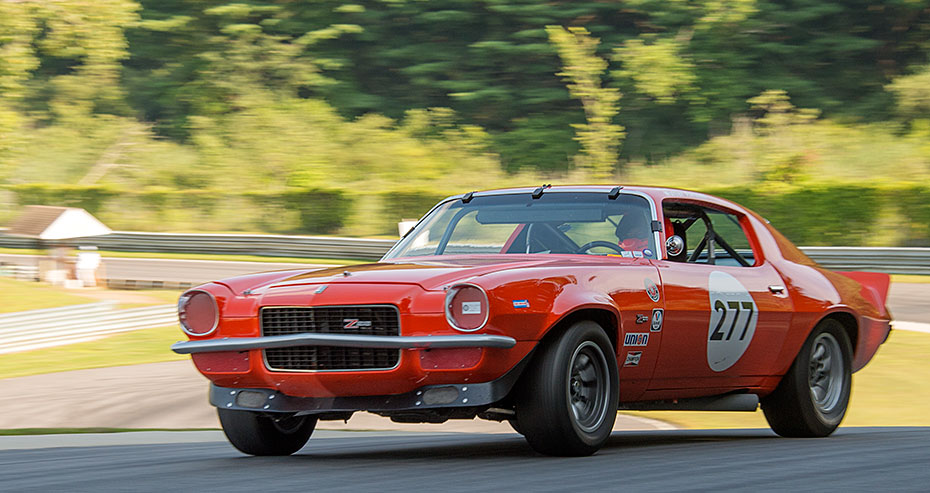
[
  {"x1": 2, "y1": 0, "x2": 930, "y2": 244},
  {"x1": 547, "y1": 26, "x2": 624, "y2": 179},
  {"x1": 283, "y1": 189, "x2": 352, "y2": 234},
  {"x1": 614, "y1": 35, "x2": 697, "y2": 105},
  {"x1": 894, "y1": 184, "x2": 930, "y2": 246},
  {"x1": 709, "y1": 184, "x2": 886, "y2": 246},
  {"x1": 888, "y1": 64, "x2": 930, "y2": 120},
  {"x1": 746, "y1": 90, "x2": 821, "y2": 184},
  {"x1": 379, "y1": 190, "x2": 452, "y2": 235},
  {"x1": 7, "y1": 184, "x2": 118, "y2": 215}
]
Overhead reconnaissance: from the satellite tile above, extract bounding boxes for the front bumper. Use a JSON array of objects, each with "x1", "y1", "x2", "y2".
[
  {"x1": 210, "y1": 354, "x2": 528, "y2": 414},
  {"x1": 171, "y1": 333, "x2": 517, "y2": 354}
]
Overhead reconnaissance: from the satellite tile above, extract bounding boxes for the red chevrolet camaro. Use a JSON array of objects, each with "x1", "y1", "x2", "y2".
[{"x1": 172, "y1": 185, "x2": 892, "y2": 456}]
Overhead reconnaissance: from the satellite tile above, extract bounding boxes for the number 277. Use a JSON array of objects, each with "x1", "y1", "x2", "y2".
[{"x1": 710, "y1": 300, "x2": 754, "y2": 341}]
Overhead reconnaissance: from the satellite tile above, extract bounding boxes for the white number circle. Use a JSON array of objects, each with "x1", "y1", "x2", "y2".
[{"x1": 706, "y1": 271, "x2": 758, "y2": 372}]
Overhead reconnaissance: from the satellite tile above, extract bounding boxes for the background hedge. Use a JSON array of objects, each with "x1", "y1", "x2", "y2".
[{"x1": 4, "y1": 183, "x2": 929, "y2": 246}]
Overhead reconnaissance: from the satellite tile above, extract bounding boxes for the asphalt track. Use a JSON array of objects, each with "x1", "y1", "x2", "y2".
[{"x1": 1, "y1": 428, "x2": 928, "y2": 492}]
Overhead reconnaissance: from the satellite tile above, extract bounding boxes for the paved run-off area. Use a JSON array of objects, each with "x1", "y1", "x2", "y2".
[{"x1": 0, "y1": 360, "x2": 673, "y2": 432}]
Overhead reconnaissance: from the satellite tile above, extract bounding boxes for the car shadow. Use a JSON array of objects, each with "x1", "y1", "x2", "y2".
[{"x1": 280, "y1": 428, "x2": 781, "y2": 460}]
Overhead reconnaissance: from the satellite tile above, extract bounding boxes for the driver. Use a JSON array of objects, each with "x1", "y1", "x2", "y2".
[{"x1": 615, "y1": 212, "x2": 650, "y2": 251}]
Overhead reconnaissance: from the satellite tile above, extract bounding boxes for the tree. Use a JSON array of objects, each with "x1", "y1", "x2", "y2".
[
  {"x1": 0, "y1": 1, "x2": 39, "y2": 175},
  {"x1": 747, "y1": 90, "x2": 820, "y2": 184},
  {"x1": 546, "y1": 26, "x2": 624, "y2": 180}
]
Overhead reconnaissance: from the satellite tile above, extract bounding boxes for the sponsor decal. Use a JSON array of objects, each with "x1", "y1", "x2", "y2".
[
  {"x1": 314, "y1": 285, "x2": 327, "y2": 294},
  {"x1": 623, "y1": 332, "x2": 650, "y2": 347},
  {"x1": 644, "y1": 278, "x2": 661, "y2": 302},
  {"x1": 632, "y1": 250, "x2": 644, "y2": 258},
  {"x1": 651, "y1": 308, "x2": 664, "y2": 332},
  {"x1": 706, "y1": 271, "x2": 759, "y2": 372},
  {"x1": 623, "y1": 351, "x2": 642, "y2": 367},
  {"x1": 461, "y1": 301, "x2": 482, "y2": 314},
  {"x1": 643, "y1": 249, "x2": 654, "y2": 258},
  {"x1": 512, "y1": 299, "x2": 530, "y2": 308},
  {"x1": 636, "y1": 314, "x2": 649, "y2": 324},
  {"x1": 620, "y1": 251, "x2": 634, "y2": 258},
  {"x1": 343, "y1": 318, "x2": 372, "y2": 329}
]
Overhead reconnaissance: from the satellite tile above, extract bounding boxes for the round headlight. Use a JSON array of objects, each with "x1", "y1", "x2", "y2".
[
  {"x1": 178, "y1": 290, "x2": 218, "y2": 336},
  {"x1": 445, "y1": 283, "x2": 489, "y2": 332}
]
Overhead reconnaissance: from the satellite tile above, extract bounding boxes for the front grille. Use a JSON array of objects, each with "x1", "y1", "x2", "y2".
[{"x1": 261, "y1": 305, "x2": 400, "y2": 371}]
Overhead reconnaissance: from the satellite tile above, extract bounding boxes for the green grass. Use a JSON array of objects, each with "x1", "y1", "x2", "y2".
[
  {"x1": 626, "y1": 329, "x2": 930, "y2": 428},
  {"x1": 890, "y1": 274, "x2": 930, "y2": 284},
  {"x1": 0, "y1": 325, "x2": 186, "y2": 379},
  {"x1": 0, "y1": 277, "x2": 99, "y2": 313},
  {"x1": 0, "y1": 246, "x2": 369, "y2": 265}
]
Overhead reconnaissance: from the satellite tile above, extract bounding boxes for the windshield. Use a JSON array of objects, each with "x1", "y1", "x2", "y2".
[{"x1": 384, "y1": 192, "x2": 657, "y2": 259}]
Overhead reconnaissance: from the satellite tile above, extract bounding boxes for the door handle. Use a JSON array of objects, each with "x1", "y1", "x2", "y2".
[{"x1": 768, "y1": 285, "x2": 785, "y2": 294}]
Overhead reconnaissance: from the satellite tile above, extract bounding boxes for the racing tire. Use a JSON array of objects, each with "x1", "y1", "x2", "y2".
[
  {"x1": 515, "y1": 320, "x2": 619, "y2": 456},
  {"x1": 218, "y1": 409, "x2": 317, "y2": 456},
  {"x1": 761, "y1": 319, "x2": 852, "y2": 438}
]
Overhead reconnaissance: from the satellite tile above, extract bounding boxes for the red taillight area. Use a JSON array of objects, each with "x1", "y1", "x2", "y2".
[
  {"x1": 179, "y1": 290, "x2": 218, "y2": 336},
  {"x1": 445, "y1": 284, "x2": 489, "y2": 332}
]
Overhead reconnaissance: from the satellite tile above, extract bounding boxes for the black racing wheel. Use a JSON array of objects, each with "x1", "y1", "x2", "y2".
[
  {"x1": 514, "y1": 320, "x2": 619, "y2": 456},
  {"x1": 218, "y1": 409, "x2": 317, "y2": 456},
  {"x1": 761, "y1": 319, "x2": 852, "y2": 437}
]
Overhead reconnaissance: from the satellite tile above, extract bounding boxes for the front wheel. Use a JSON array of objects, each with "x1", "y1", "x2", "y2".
[
  {"x1": 761, "y1": 319, "x2": 852, "y2": 437},
  {"x1": 514, "y1": 320, "x2": 619, "y2": 456},
  {"x1": 218, "y1": 408, "x2": 317, "y2": 456}
]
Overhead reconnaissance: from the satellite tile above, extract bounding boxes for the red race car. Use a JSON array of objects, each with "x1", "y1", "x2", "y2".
[{"x1": 172, "y1": 186, "x2": 892, "y2": 456}]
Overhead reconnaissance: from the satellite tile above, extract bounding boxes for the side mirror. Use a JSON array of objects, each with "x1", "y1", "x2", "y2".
[{"x1": 666, "y1": 235, "x2": 685, "y2": 257}]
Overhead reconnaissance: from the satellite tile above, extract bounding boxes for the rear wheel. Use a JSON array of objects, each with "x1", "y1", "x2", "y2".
[
  {"x1": 218, "y1": 409, "x2": 316, "y2": 456},
  {"x1": 761, "y1": 319, "x2": 852, "y2": 437},
  {"x1": 515, "y1": 320, "x2": 619, "y2": 456}
]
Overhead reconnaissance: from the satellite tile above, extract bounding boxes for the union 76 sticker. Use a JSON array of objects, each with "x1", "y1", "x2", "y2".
[{"x1": 706, "y1": 271, "x2": 758, "y2": 372}]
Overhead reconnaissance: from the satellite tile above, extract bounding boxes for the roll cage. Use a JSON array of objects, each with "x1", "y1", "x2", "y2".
[{"x1": 664, "y1": 203, "x2": 753, "y2": 267}]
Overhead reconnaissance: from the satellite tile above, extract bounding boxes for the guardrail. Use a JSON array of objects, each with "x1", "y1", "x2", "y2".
[
  {"x1": 0, "y1": 302, "x2": 177, "y2": 354},
  {"x1": 0, "y1": 230, "x2": 396, "y2": 260},
  {"x1": 1, "y1": 231, "x2": 928, "y2": 274},
  {"x1": 801, "y1": 247, "x2": 930, "y2": 276}
]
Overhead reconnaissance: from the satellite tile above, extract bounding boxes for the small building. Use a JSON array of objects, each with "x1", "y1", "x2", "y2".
[
  {"x1": 5, "y1": 206, "x2": 111, "y2": 286},
  {"x1": 6, "y1": 205, "x2": 111, "y2": 241}
]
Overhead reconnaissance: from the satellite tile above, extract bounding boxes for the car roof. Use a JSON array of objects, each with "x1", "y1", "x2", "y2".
[{"x1": 442, "y1": 185, "x2": 737, "y2": 211}]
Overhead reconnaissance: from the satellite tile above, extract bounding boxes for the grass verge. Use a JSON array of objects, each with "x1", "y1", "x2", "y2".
[
  {"x1": 626, "y1": 329, "x2": 930, "y2": 428},
  {"x1": 890, "y1": 274, "x2": 930, "y2": 284},
  {"x1": 0, "y1": 277, "x2": 99, "y2": 313},
  {"x1": 0, "y1": 325, "x2": 186, "y2": 379}
]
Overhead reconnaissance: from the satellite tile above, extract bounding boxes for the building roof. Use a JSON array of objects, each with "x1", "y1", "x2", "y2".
[{"x1": 5, "y1": 206, "x2": 111, "y2": 240}]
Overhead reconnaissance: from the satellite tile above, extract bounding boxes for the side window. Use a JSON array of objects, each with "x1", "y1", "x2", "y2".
[
  {"x1": 663, "y1": 202, "x2": 756, "y2": 267},
  {"x1": 704, "y1": 209, "x2": 755, "y2": 266}
]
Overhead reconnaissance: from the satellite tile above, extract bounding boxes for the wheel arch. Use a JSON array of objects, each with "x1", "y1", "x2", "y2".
[
  {"x1": 817, "y1": 310, "x2": 858, "y2": 358},
  {"x1": 541, "y1": 306, "x2": 619, "y2": 354}
]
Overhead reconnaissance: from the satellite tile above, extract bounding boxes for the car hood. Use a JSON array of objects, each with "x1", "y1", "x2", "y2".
[{"x1": 264, "y1": 256, "x2": 590, "y2": 292}]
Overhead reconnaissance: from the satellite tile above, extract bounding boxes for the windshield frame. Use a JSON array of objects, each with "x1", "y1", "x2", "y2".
[{"x1": 382, "y1": 189, "x2": 660, "y2": 261}]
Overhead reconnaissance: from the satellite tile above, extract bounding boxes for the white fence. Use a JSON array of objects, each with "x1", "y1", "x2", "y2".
[{"x1": 0, "y1": 302, "x2": 177, "y2": 354}]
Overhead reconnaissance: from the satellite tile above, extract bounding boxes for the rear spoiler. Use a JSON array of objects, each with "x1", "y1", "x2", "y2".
[{"x1": 836, "y1": 271, "x2": 891, "y2": 318}]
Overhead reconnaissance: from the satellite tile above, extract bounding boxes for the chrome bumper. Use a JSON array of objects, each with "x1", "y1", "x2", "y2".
[{"x1": 171, "y1": 333, "x2": 517, "y2": 354}]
